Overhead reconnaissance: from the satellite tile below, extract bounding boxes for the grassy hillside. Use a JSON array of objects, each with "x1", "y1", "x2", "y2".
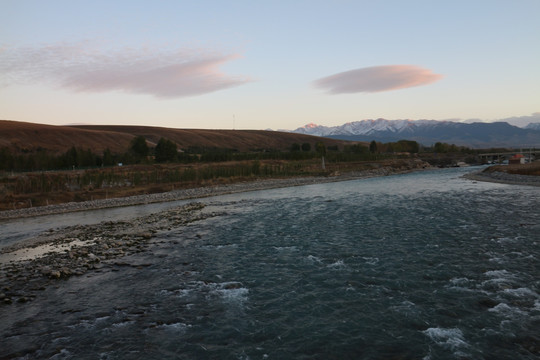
[{"x1": 0, "y1": 120, "x2": 133, "y2": 154}]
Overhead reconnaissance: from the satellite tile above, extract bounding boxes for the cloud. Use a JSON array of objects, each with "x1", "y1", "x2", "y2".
[
  {"x1": 0, "y1": 42, "x2": 251, "y2": 98},
  {"x1": 314, "y1": 65, "x2": 443, "y2": 94}
]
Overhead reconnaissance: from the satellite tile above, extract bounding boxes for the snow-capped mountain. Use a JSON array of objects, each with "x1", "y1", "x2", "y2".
[
  {"x1": 294, "y1": 119, "x2": 445, "y2": 137},
  {"x1": 525, "y1": 122, "x2": 540, "y2": 131},
  {"x1": 290, "y1": 119, "x2": 540, "y2": 148}
]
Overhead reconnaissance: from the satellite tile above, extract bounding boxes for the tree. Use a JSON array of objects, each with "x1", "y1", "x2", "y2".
[
  {"x1": 0, "y1": 147, "x2": 13, "y2": 170},
  {"x1": 301, "y1": 143, "x2": 311, "y2": 152},
  {"x1": 155, "y1": 138, "x2": 178, "y2": 163},
  {"x1": 369, "y1": 140, "x2": 378, "y2": 153},
  {"x1": 130, "y1": 136, "x2": 149, "y2": 162},
  {"x1": 315, "y1": 142, "x2": 326, "y2": 156},
  {"x1": 315, "y1": 142, "x2": 326, "y2": 170},
  {"x1": 78, "y1": 148, "x2": 96, "y2": 167},
  {"x1": 290, "y1": 143, "x2": 301, "y2": 152},
  {"x1": 434, "y1": 142, "x2": 447, "y2": 153},
  {"x1": 66, "y1": 146, "x2": 78, "y2": 167},
  {"x1": 396, "y1": 140, "x2": 419, "y2": 153},
  {"x1": 102, "y1": 148, "x2": 114, "y2": 166},
  {"x1": 344, "y1": 144, "x2": 368, "y2": 154},
  {"x1": 327, "y1": 145, "x2": 339, "y2": 151}
]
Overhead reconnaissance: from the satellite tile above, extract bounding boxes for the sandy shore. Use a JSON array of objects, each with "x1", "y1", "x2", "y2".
[{"x1": 0, "y1": 165, "x2": 427, "y2": 221}]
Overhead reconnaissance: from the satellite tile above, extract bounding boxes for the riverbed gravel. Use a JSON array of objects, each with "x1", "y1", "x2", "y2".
[{"x1": 0, "y1": 203, "x2": 215, "y2": 306}]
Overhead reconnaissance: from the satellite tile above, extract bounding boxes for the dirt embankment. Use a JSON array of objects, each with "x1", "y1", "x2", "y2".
[{"x1": 463, "y1": 162, "x2": 540, "y2": 187}]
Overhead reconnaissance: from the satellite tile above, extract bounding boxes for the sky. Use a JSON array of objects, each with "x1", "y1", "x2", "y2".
[{"x1": 1, "y1": 0, "x2": 540, "y2": 130}]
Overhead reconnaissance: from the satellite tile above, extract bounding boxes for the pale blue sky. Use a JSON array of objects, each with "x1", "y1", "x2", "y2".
[{"x1": 1, "y1": 0, "x2": 539, "y2": 129}]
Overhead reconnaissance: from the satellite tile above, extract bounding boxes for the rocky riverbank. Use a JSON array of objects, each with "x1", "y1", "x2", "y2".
[
  {"x1": 463, "y1": 170, "x2": 540, "y2": 187},
  {"x1": 0, "y1": 161, "x2": 430, "y2": 220},
  {"x1": 0, "y1": 203, "x2": 216, "y2": 306}
]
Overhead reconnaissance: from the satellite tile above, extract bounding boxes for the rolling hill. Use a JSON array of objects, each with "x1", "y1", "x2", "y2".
[
  {"x1": 0, "y1": 120, "x2": 135, "y2": 154},
  {"x1": 0, "y1": 120, "x2": 354, "y2": 155}
]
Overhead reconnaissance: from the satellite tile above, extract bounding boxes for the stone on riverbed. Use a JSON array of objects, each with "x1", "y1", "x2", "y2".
[{"x1": 0, "y1": 202, "x2": 213, "y2": 306}]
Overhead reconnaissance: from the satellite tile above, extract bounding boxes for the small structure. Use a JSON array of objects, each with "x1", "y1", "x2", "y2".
[{"x1": 509, "y1": 154, "x2": 525, "y2": 165}]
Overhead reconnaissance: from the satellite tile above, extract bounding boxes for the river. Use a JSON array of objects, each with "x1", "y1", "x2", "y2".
[{"x1": 1, "y1": 167, "x2": 539, "y2": 359}]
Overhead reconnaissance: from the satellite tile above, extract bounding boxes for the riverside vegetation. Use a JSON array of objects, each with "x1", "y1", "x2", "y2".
[{"x1": 0, "y1": 137, "x2": 441, "y2": 211}]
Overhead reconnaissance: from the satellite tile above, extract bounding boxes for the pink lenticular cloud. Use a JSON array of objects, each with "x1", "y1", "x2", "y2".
[
  {"x1": 314, "y1": 65, "x2": 443, "y2": 94},
  {"x1": 0, "y1": 42, "x2": 251, "y2": 98},
  {"x1": 62, "y1": 54, "x2": 248, "y2": 98}
]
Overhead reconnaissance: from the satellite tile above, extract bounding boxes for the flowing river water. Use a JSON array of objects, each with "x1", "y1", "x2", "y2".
[{"x1": 1, "y1": 167, "x2": 539, "y2": 359}]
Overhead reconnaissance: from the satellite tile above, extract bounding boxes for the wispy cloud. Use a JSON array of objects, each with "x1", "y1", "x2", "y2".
[
  {"x1": 0, "y1": 42, "x2": 251, "y2": 98},
  {"x1": 314, "y1": 65, "x2": 443, "y2": 94}
]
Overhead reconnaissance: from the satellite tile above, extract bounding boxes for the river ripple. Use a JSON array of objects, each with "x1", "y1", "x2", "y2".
[{"x1": 1, "y1": 167, "x2": 539, "y2": 359}]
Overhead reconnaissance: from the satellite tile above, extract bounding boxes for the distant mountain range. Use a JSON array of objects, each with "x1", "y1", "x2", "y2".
[
  {"x1": 290, "y1": 119, "x2": 540, "y2": 148},
  {"x1": 525, "y1": 122, "x2": 540, "y2": 131}
]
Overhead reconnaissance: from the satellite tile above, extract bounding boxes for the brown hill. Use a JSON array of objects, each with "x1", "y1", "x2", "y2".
[
  {"x1": 0, "y1": 120, "x2": 134, "y2": 154},
  {"x1": 1, "y1": 120, "x2": 357, "y2": 154},
  {"x1": 73, "y1": 125, "x2": 353, "y2": 151}
]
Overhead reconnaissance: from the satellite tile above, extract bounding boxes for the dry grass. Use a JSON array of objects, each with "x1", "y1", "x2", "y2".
[
  {"x1": 0, "y1": 159, "x2": 413, "y2": 211},
  {"x1": 0, "y1": 120, "x2": 133, "y2": 154}
]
